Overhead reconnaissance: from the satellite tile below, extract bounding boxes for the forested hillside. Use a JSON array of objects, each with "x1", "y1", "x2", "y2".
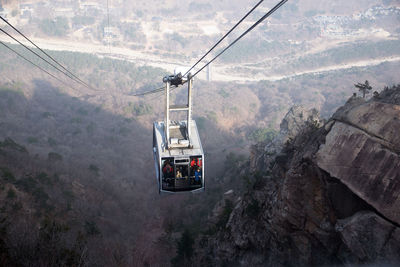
[{"x1": 0, "y1": 0, "x2": 399, "y2": 265}]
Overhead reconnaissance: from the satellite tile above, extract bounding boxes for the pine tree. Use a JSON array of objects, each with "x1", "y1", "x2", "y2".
[{"x1": 354, "y1": 80, "x2": 372, "y2": 98}]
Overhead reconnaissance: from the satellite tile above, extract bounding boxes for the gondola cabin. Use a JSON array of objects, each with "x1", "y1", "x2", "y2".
[
  {"x1": 153, "y1": 74, "x2": 205, "y2": 193},
  {"x1": 153, "y1": 120, "x2": 204, "y2": 193}
]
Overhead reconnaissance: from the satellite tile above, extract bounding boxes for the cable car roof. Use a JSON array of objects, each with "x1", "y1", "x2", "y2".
[{"x1": 153, "y1": 120, "x2": 203, "y2": 158}]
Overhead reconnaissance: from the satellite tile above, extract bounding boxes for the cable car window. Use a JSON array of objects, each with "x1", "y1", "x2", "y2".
[
  {"x1": 175, "y1": 159, "x2": 190, "y2": 164},
  {"x1": 190, "y1": 156, "x2": 202, "y2": 184},
  {"x1": 175, "y1": 164, "x2": 188, "y2": 178},
  {"x1": 162, "y1": 158, "x2": 174, "y2": 179}
]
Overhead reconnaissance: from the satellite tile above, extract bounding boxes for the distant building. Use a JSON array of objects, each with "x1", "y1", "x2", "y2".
[
  {"x1": 79, "y1": 1, "x2": 104, "y2": 16},
  {"x1": 104, "y1": 26, "x2": 120, "y2": 39},
  {"x1": 54, "y1": 7, "x2": 75, "y2": 18},
  {"x1": 0, "y1": 9, "x2": 8, "y2": 18},
  {"x1": 20, "y1": 3, "x2": 34, "y2": 19},
  {"x1": 0, "y1": 4, "x2": 8, "y2": 18}
]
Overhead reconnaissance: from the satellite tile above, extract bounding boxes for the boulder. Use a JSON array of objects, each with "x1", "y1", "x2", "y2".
[
  {"x1": 317, "y1": 102, "x2": 400, "y2": 224},
  {"x1": 336, "y1": 211, "x2": 400, "y2": 263}
]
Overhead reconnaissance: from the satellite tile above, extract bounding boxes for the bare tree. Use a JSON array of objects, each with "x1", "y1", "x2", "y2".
[{"x1": 354, "y1": 80, "x2": 372, "y2": 98}]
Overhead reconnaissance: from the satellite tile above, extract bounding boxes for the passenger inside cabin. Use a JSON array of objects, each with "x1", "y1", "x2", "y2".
[
  {"x1": 191, "y1": 157, "x2": 202, "y2": 176},
  {"x1": 176, "y1": 168, "x2": 182, "y2": 178},
  {"x1": 194, "y1": 167, "x2": 201, "y2": 183},
  {"x1": 190, "y1": 158, "x2": 197, "y2": 168},
  {"x1": 162, "y1": 160, "x2": 174, "y2": 178}
]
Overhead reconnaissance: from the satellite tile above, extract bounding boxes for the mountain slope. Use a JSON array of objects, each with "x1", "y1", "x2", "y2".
[{"x1": 196, "y1": 84, "x2": 400, "y2": 266}]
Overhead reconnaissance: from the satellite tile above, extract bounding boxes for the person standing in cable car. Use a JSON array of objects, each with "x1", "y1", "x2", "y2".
[
  {"x1": 190, "y1": 158, "x2": 196, "y2": 168},
  {"x1": 190, "y1": 158, "x2": 196, "y2": 176},
  {"x1": 195, "y1": 167, "x2": 201, "y2": 184},
  {"x1": 191, "y1": 157, "x2": 202, "y2": 168},
  {"x1": 163, "y1": 160, "x2": 174, "y2": 178}
]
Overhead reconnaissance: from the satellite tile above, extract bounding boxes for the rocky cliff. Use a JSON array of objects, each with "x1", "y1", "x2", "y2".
[{"x1": 196, "y1": 85, "x2": 400, "y2": 266}]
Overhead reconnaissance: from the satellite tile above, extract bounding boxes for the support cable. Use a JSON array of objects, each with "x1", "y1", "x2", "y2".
[
  {"x1": 0, "y1": 41, "x2": 80, "y2": 92},
  {"x1": 130, "y1": 86, "x2": 165, "y2": 96},
  {"x1": 106, "y1": 0, "x2": 111, "y2": 53},
  {"x1": 132, "y1": 0, "x2": 287, "y2": 97},
  {"x1": 192, "y1": 0, "x2": 288, "y2": 78},
  {"x1": 183, "y1": 0, "x2": 265, "y2": 77},
  {"x1": 0, "y1": 16, "x2": 98, "y2": 91}
]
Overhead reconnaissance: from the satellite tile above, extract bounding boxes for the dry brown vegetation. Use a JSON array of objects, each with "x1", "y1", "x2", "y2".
[
  {"x1": 0, "y1": 44, "x2": 399, "y2": 265},
  {"x1": 0, "y1": 0, "x2": 399, "y2": 265}
]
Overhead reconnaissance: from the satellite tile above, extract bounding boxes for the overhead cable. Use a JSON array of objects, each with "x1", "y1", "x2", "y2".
[
  {"x1": 130, "y1": 86, "x2": 165, "y2": 96},
  {"x1": 192, "y1": 0, "x2": 288, "y2": 78},
  {"x1": 133, "y1": 0, "x2": 287, "y2": 97},
  {"x1": 0, "y1": 16, "x2": 97, "y2": 91},
  {"x1": 0, "y1": 41, "x2": 80, "y2": 92},
  {"x1": 106, "y1": 0, "x2": 111, "y2": 53},
  {"x1": 0, "y1": 28, "x2": 86, "y2": 89},
  {"x1": 183, "y1": 0, "x2": 265, "y2": 77}
]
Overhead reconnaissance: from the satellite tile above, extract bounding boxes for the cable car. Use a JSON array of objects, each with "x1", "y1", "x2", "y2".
[{"x1": 153, "y1": 73, "x2": 205, "y2": 193}]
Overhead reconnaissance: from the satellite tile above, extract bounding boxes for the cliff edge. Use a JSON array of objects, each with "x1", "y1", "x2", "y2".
[{"x1": 196, "y1": 85, "x2": 400, "y2": 266}]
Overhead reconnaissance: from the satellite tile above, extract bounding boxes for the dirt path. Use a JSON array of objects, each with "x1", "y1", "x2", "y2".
[
  {"x1": 1, "y1": 35, "x2": 399, "y2": 83},
  {"x1": 215, "y1": 56, "x2": 400, "y2": 82}
]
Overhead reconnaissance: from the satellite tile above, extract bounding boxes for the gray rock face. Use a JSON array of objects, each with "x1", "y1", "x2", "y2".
[
  {"x1": 317, "y1": 101, "x2": 400, "y2": 224},
  {"x1": 279, "y1": 105, "x2": 321, "y2": 143},
  {"x1": 317, "y1": 120, "x2": 400, "y2": 224},
  {"x1": 251, "y1": 106, "x2": 321, "y2": 172},
  {"x1": 336, "y1": 211, "x2": 400, "y2": 264},
  {"x1": 197, "y1": 85, "x2": 400, "y2": 266}
]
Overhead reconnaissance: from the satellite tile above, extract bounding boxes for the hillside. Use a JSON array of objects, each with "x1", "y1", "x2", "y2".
[
  {"x1": 0, "y1": 0, "x2": 399, "y2": 81},
  {"x1": 0, "y1": 0, "x2": 399, "y2": 266},
  {"x1": 0, "y1": 42, "x2": 399, "y2": 266},
  {"x1": 194, "y1": 85, "x2": 400, "y2": 266}
]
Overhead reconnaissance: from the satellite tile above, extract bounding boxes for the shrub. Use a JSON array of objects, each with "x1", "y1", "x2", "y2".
[
  {"x1": 0, "y1": 138, "x2": 27, "y2": 152},
  {"x1": 12, "y1": 201, "x2": 22, "y2": 211},
  {"x1": 36, "y1": 172, "x2": 52, "y2": 185},
  {"x1": 84, "y1": 221, "x2": 100, "y2": 236},
  {"x1": 32, "y1": 187, "x2": 49, "y2": 206},
  {"x1": 245, "y1": 198, "x2": 261, "y2": 218},
  {"x1": 16, "y1": 176, "x2": 37, "y2": 193},
  {"x1": 39, "y1": 17, "x2": 69, "y2": 37},
  {"x1": 42, "y1": 112, "x2": 53, "y2": 118},
  {"x1": 171, "y1": 229, "x2": 194, "y2": 266},
  {"x1": 89, "y1": 164, "x2": 99, "y2": 176},
  {"x1": 77, "y1": 108, "x2": 88, "y2": 116},
  {"x1": 48, "y1": 152, "x2": 63, "y2": 162},
  {"x1": 248, "y1": 128, "x2": 277, "y2": 143},
  {"x1": 206, "y1": 111, "x2": 217, "y2": 122},
  {"x1": 48, "y1": 137, "x2": 57, "y2": 147},
  {"x1": 86, "y1": 122, "x2": 96, "y2": 135},
  {"x1": 216, "y1": 199, "x2": 234, "y2": 229},
  {"x1": 6, "y1": 188, "x2": 16, "y2": 199},
  {"x1": 27, "y1": 137, "x2": 39, "y2": 144},
  {"x1": 133, "y1": 102, "x2": 152, "y2": 116},
  {"x1": 72, "y1": 16, "x2": 95, "y2": 26},
  {"x1": 218, "y1": 89, "x2": 230, "y2": 98},
  {"x1": 0, "y1": 168, "x2": 16, "y2": 182},
  {"x1": 70, "y1": 117, "x2": 83, "y2": 124},
  {"x1": 62, "y1": 189, "x2": 74, "y2": 201}
]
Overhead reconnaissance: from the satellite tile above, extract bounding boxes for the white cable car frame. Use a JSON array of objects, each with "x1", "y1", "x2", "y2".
[{"x1": 153, "y1": 74, "x2": 205, "y2": 193}]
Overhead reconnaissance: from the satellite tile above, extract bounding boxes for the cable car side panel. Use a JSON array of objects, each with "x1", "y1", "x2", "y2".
[{"x1": 153, "y1": 120, "x2": 205, "y2": 193}]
